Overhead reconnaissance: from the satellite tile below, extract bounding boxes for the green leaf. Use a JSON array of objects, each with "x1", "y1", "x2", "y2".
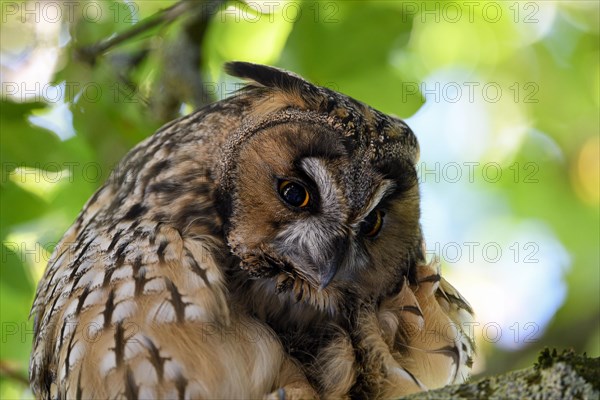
[
  {"x1": 0, "y1": 244, "x2": 35, "y2": 366},
  {"x1": 0, "y1": 101, "x2": 63, "y2": 170},
  {"x1": 283, "y1": 2, "x2": 422, "y2": 116}
]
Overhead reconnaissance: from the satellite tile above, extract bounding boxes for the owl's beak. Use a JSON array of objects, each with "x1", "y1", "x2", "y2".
[{"x1": 319, "y1": 237, "x2": 347, "y2": 289}]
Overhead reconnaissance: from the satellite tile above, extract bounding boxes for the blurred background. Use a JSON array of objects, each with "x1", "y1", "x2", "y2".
[{"x1": 1, "y1": 0, "x2": 598, "y2": 397}]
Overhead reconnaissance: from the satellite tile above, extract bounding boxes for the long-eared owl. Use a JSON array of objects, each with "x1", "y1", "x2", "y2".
[{"x1": 30, "y1": 62, "x2": 475, "y2": 399}]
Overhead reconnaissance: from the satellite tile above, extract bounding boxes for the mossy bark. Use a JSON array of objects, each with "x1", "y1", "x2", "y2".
[{"x1": 402, "y1": 349, "x2": 599, "y2": 400}]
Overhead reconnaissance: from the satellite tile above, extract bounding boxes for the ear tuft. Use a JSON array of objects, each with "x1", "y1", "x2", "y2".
[{"x1": 224, "y1": 61, "x2": 312, "y2": 94}]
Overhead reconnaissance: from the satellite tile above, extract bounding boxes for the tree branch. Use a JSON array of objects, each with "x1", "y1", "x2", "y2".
[
  {"x1": 401, "y1": 349, "x2": 599, "y2": 399},
  {"x1": 0, "y1": 360, "x2": 29, "y2": 387},
  {"x1": 75, "y1": 1, "x2": 191, "y2": 66}
]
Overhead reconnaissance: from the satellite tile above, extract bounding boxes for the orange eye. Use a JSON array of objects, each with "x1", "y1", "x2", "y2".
[
  {"x1": 361, "y1": 210, "x2": 384, "y2": 237},
  {"x1": 278, "y1": 180, "x2": 310, "y2": 208}
]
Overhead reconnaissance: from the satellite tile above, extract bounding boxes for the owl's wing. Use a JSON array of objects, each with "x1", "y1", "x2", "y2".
[
  {"x1": 378, "y1": 261, "x2": 475, "y2": 394},
  {"x1": 29, "y1": 214, "x2": 286, "y2": 399},
  {"x1": 378, "y1": 260, "x2": 475, "y2": 394}
]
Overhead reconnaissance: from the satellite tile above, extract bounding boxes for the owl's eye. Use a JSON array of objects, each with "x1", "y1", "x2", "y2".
[
  {"x1": 278, "y1": 180, "x2": 310, "y2": 208},
  {"x1": 361, "y1": 210, "x2": 385, "y2": 237}
]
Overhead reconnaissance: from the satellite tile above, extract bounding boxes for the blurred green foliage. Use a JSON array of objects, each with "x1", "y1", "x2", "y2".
[{"x1": 1, "y1": 1, "x2": 598, "y2": 398}]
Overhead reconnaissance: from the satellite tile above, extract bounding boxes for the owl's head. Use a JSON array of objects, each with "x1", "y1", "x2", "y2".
[{"x1": 217, "y1": 62, "x2": 423, "y2": 311}]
